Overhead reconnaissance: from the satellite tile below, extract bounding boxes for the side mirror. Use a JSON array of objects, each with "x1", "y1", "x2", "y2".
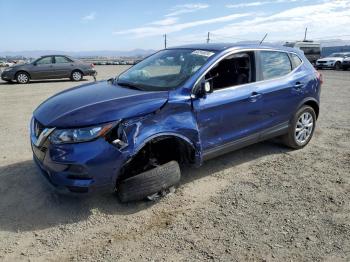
[
  {"x1": 204, "y1": 81, "x2": 212, "y2": 93},
  {"x1": 194, "y1": 78, "x2": 213, "y2": 98},
  {"x1": 33, "y1": 62, "x2": 37, "y2": 66}
]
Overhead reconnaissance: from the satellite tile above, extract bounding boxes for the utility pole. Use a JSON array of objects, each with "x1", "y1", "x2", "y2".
[
  {"x1": 304, "y1": 27, "x2": 308, "y2": 41},
  {"x1": 163, "y1": 34, "x2": 167, "y2": 49},
  {"x1": 206, "y1": 32, "x2": 210, "y2": 44}
]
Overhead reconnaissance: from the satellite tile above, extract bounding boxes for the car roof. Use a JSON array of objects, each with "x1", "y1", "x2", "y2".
[
  {"x1": 39, "y1": 55, "x2": 73, "y2": 58},
  {"x1": 168, "y1": 43, "x2": 297, "y2": 52}
]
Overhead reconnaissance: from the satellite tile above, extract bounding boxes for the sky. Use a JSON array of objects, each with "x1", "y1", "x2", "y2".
[{"x1": 1, "y1": 0, "x2": 350, "y2": 51}]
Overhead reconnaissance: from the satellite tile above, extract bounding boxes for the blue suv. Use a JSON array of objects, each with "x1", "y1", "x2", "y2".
[{"x1": 30, "y1": 44, "x2": 322, "y2": 201}]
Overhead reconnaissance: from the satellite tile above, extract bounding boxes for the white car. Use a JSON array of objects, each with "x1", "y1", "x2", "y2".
[
  {"x1": 0, "y1": 61, "x2": 15, "y2": 67},
  {"x1": 316, "y1": 52, "x2": 350, "y2": 70}
]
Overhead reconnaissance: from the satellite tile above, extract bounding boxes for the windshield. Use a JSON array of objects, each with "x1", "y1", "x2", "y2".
[
  {"x1": 117, "y1": 49, "x2": 215, "y2": 91},
  {"x1": 329, "y1": 53, "x2": 345, "y2": 58}
]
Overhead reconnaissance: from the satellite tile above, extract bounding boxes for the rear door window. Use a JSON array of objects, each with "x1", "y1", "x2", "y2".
[{"x1": 260, "y1": 51, "x2": 292, "y2": 80}]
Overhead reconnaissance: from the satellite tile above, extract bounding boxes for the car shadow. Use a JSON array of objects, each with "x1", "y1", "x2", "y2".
[{"x1": 0, "y1": 140, "x2": 290, "y2": 232}]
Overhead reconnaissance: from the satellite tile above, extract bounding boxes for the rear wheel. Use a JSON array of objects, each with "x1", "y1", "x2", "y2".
[
  {"x1": 282, "y1": 105, "x2": 316, "y2": 149},
  {"x1": 71, "y1": 70, "x2": 83, "y2": 81}
]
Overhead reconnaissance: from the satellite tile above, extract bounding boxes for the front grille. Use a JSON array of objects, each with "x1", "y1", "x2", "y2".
[{"x1": 318, "y1": 61, "x2": 327, "y2": 64}]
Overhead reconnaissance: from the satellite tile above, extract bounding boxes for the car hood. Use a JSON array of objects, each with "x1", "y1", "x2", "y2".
[
  {"x1": 34, "y1": 80, "x2": 169, "y2": 127},
  {"x1": 318, "y1": 57, "x2": 343, "y2": 61},
  {"x1": 6, "y1": 63, "x2": 29, "y2": 70}
]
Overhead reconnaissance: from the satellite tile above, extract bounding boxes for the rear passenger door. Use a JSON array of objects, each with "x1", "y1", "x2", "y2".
[
  {"x1": 53, "y1": 56, "x2": 73, "y2": 78},
  {"x1": 255, "y1": 50, "x2": 307, "y2": 132}
]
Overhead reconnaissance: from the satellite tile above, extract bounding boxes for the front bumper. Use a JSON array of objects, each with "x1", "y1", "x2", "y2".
[
  {"x1": 31, "y1": 129, "x2": 127, "y2": 194},
  {"x1": 315, "y1": 61, "x2": 336, "y2": 68},
  {"x1": 1, "y1": 70, "x2": 15, "y2": 81}
]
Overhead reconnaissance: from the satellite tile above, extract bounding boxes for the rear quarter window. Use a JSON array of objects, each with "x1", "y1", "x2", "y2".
[
  {"x1": 260, "y1": 51, "x2": 292, "y2": 80},
  {"x1": 290, "y1": 53, "x2": 303, "y2": 69}
]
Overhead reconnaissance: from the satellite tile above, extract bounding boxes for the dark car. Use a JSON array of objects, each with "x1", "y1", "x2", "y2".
[
  {"x1": 1, "y1": 55, "x2": 96, "y2": 84},
  {"x1": 341, "y1": 56, "x2": 350, "y2": 70},
  {"x1": 30, "y1": 44, "x2": 322, "y2": 202}
]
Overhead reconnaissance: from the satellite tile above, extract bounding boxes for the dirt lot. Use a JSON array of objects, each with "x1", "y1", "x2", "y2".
[{"x1": 0, "y1": 67, "x2": 349, "y2": 261}]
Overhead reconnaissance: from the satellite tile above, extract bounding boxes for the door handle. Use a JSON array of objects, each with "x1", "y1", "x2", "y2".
[
  {"x1": 249, "y1": 92, "x2": 262, "y2": 102},
  {"x1": 294, "y1": 82, "x2": 304, "y2": 89}
]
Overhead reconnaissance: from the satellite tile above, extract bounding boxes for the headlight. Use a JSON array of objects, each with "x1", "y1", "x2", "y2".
[
  {"x1": 4, "y1": 67, "x2": 14, "y2": 72},
  {"x1": 49, "y1": 122, "x2": 116, "y2": 144}
]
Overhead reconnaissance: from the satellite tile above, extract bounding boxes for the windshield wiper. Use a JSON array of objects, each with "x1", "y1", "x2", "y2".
[{"x1": 117, "y1": 81, "x2": 144, "y2": 91}]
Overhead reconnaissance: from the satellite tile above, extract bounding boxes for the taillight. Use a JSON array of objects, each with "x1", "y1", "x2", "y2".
[{"x1": 316, "y1": 70, "x2": 323, "y2": 85}]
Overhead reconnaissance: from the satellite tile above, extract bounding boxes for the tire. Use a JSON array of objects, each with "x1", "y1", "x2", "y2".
[
  {"x1": 282, "y1": 105, "x2": 316, "y2": 149},
  {"x1": 117, "y1": 160, "x2": 181, "y2": 203},
  {"x1": 71, "y1": 70, "x2": 83, "y2": 81},
  {"x1": 334, "y1": 61, "x2": 342, "y2": 70},
  {"x1": 16, "y1": 72, "x2": 30, "y2": 84}
]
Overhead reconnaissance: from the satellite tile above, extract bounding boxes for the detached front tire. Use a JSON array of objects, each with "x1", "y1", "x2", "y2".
[
  {"x1": 117, "y1": 160, "x2": 181, "y2": 203},
  {"x1": 283, "y1": 105, "x2": 316, "y2": 149}
]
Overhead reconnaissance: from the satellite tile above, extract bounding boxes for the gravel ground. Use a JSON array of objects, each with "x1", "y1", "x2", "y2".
[{"x1": 0, "y1": 67, "x2": 349, "y2": 261}]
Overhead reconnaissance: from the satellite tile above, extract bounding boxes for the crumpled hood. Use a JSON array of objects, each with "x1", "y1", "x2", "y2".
[{"x1": 34, "y1": 80, "x2": 169, "y2": 127}]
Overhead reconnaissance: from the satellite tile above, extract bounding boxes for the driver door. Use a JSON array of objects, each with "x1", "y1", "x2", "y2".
[
  {"x1": 192, "y1": 51, "x2": 263, "y2": 159},
  {"x1": 31, "y1": 56, "x2": 56, "y2": 79}
]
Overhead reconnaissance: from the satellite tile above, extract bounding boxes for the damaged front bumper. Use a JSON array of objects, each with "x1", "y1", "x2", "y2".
[{"x1": 31, "y1": 132, "x2": 128, "y2": 194}]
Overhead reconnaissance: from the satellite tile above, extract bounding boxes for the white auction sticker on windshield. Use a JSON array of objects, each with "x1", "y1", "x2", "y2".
[{"x1": 191, "y1": 50, "x2": 215, "y2": 57}]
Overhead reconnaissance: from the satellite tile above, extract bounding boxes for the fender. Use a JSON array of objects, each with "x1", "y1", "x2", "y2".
[
  {"x1": 296, "y1": 97, "x2": 320, "y2": 118},
  {"x1": 132, "y1": 132, "x2": 201, "y2": 166},
  {"x1": 133, "y1": 132, "x2": 197, "y2": 154}
]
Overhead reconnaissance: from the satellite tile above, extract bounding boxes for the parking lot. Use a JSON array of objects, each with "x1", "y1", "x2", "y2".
[{"x1": 0, "y1": 67, "x2": 349, "y2": 261}]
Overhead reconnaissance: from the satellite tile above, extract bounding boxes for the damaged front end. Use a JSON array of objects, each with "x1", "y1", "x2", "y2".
[{"x1": 31, "y1": 88, "x2": 202, "y2": 196}]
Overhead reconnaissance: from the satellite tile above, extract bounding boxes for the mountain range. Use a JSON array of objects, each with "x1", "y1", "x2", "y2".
[
  {"x1": 0, "y1": 49, "x2": 157, "y2": 58},
  {"x1": 1, "y1": 39, "x2": 350, "y2": 58}
]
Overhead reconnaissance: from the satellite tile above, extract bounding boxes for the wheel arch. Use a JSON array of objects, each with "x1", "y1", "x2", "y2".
[
  {"x1": 71, "y1": 69, "x2": 84, "y2": 76},
  {"x1": 296, "y1": 98, "x2": 319, "y2": 119},
  {"x1": 303, "y1": 99, "x2": 319, "y2": 119},
  {"x1": 118, "y1": 132, "x2": 198, "y2": 182},
  {"x1": 15, "y1": 70, "x2": 31, "y2": 79}
]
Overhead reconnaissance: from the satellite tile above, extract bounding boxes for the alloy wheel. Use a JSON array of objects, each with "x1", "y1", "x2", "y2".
[
  {"x1": 17, "y1": 73, "x2": 29, "y2": 84},
  {"x1": 72, "y1": 71, "x2": 82, "y2": 81},
  {"x1": 295, "y1": 112, "x2": 314, "y2": 145}
]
